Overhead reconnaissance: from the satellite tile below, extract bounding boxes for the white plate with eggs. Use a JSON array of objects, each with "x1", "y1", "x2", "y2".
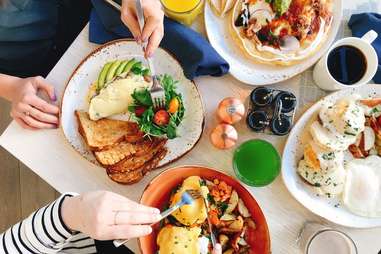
[
  {"x1": 204, "y1": 0, "x2": 342, "y2": 85},
  {"x1": 282, "y1": 84, "x2": 381, "y2": 228}
]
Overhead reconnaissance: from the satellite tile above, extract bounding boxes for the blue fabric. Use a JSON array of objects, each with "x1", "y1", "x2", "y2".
[
  {"x1": 0, "y1": 0, "x2": 58, "y2": 63},
  {"x1": 348, "y1": 13, "x2": 381, "y2": 83},
  {"x1": 89, "y1": 0, "x2": 229, "y2": 80}
]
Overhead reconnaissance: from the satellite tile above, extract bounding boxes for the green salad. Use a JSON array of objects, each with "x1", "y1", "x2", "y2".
[{"x1": 128, "y1": 74, "x2": 185, "y2": 139}]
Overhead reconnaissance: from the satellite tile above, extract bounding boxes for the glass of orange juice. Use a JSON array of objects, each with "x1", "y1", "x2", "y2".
[{"x1": 160, "y1": 0, "x2": 204, "y2": 26}]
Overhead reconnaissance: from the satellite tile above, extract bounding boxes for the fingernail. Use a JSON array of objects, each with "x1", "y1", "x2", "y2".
[
  {"x1": 52, "y1": 93, "x2": 57, "y2": 102},
  {"x1": 146, "y1": 227, "x2": 152, "y2": 234}
]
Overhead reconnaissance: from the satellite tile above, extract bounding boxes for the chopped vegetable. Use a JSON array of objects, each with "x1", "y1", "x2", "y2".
[
  {"x1": 128, "y1": 74, "x2": 185, "y2": 139},
  {"x1": 209, "y1": 209, "x2": 220, "y2": 226},
  {"x1": 225, "y1": 190, "x2": 239, "y2": 214},
  {"x1": 154, "y1": 110, "x2": 170, "y2": 126},
  {"x1": 168, "y1": 97, "x2": 180, "y2": 113},
  {"x1": 273, "y1": 0, "x2": 292, "y2": 16},
  {"x1": 97, "y1": 62, "x2": 112, "y2": 92},
  {"x1": 134, "y1": 106, "x2": 146, "y2": 117},
  {"x1": 106, "y1": 60, "x2": 122, "y2": 82}
]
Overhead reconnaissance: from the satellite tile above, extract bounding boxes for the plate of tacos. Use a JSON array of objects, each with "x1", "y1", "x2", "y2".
[{"x1": 205, "y1": 0, "x2": 342, "y2": 85}]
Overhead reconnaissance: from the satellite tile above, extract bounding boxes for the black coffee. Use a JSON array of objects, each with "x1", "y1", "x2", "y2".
[{"x1": 327, "y1": 45, "x2": 367, "y2": 85}]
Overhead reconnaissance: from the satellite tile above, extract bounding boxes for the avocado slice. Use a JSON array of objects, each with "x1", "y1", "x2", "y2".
[
  {"x1": 274, "y1": 0, "x2": 292, "y2": 16},
  {"x1": 123, "y1": 58, "x2": 137, "y2": 74},
  {"x1": 106, "y1": 60, "x2": 122, "y2": 82},
  {"x1": 97, "y1": 62, "x2": 113, "y2": 91},
  {"x1": 115, "y1": 60, "x2": 128, "y2": 76}
]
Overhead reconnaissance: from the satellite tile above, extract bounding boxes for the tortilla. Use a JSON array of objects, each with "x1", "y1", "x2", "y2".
[{"x1": 231, "y1": 0, "x2": 333, "y2": 66}]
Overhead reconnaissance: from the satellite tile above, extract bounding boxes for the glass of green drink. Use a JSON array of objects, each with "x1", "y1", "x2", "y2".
[{"x1": 233, "y1": 139, "x2": 281, "y2": 187}]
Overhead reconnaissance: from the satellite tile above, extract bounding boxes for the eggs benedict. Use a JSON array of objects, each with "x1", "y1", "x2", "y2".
[{"x1": 170, "y1": 176, "x2": 208, "y2": 226}]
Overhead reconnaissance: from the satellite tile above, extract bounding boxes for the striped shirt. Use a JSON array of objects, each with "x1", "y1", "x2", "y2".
[{"x1": 0, "y1": 193, "x2": 98, "y2": 254}]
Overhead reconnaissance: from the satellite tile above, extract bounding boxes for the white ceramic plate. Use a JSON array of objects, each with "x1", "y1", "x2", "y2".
[
  {"x1": 204, "y1": 0, "x2": 342, "y2": 85},
  {"x1": 282, "y1": 84, "x2": 381, "y2": 228},
  {"x1": 61, "y1": 40, "x2": 204, "y2": 168}
]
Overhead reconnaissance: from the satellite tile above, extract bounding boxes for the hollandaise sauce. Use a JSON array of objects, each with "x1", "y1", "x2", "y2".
[{"x1": 160, "y1": 0, "x2": 204, "y2": 26}]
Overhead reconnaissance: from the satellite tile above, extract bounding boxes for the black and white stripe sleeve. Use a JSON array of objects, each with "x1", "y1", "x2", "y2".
[{"x1": 0, "y1": 192, "x2": 96, "y2": 254}]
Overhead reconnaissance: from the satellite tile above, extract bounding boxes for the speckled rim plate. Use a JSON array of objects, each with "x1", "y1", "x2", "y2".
[
  {"x1": 60, "y1": 39, "x2": 205, "y2": 171},
  {"x1": 282, "y1": 84, "x2": 381, "y2": 228},
  {"x1": 204, "y1": 0, "x2": 343, "y2": 85},
  {"x1": 138, "y1": 165, "x2": 271, "y2": 254}
]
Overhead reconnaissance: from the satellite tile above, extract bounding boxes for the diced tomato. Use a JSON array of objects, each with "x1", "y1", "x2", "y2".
[
  {"x1": 209, "y1": 209, "x2": 220, "y2": 226},
  {"x1": 279, "y1": 28, "x2": 288, "y2": 37},
  {"x1": 153, "y1": 110, "x2": 170, "y2": 126},
  {"x1": 134, "y1": 106, "x2": 146, "y2": 117}
]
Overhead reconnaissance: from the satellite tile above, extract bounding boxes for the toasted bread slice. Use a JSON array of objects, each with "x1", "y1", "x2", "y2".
[
  {"x1": 75, "y1": 110, "x2": 143, "y2": 151},
  {"x1": 107, "y1": 139, "x2": 167, "y2": 173},
  {"x1": 107, "y1": 147, "x2": 167, "y2": 184},
  {"x1": 94, "y1": 139, "x2": 155, "y2": 166}
]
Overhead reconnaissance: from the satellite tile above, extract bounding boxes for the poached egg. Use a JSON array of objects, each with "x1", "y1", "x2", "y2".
[{"x1": 343, "y1": 156, "x2": 381, "y2": 218}]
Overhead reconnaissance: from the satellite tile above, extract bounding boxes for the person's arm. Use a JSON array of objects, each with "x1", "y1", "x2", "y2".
[
  {"x1": 0, "y1": 193, "x2": 79, "y2": 253},
  {"x1": 0, "y1": 191, "x2": 160, "y2": 253},
  {"x1": 121, "y1": 0, "x2": 164, "y2": 58},
  {"x1": 0, "y1": 74, "x2": 59, "y2": 130}
]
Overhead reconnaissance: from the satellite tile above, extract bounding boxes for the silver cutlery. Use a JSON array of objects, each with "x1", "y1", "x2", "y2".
[
  {"x1": 103, "y1": 0, "x2": 166, "y2": 109},
  {"x1": 135, "y1": 0, "x2": 166, "y2": 109},
  {"x1": 113, "y1": 190, "x2": 201, "y2": 248},
  {"x1": 201, "y1": 190, "x2": 217, "y2": 248}
]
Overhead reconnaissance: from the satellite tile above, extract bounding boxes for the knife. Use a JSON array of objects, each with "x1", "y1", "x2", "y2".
[{"x1": 202, "y1": 193, "x2": 217, "y2": 248}]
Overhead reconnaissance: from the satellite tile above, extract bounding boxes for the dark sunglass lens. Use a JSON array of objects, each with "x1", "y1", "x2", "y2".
[
  {"x1": 250, "y1": 87, "x2": 273, "y2": 107},
  {"x1": 270, "y1": 114, "x2": 292, "y2": 136},
  {"x1": 247, "y1": 110, "x2": 269, "y2": 132},
  {"x1": 275, "y1": 91, "x2": 297, "y2": 113}
]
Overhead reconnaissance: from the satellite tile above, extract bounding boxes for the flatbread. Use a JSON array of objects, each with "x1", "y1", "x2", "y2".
[{"x1": 231, "y1": 0, "x2": 333, "y2": 65}]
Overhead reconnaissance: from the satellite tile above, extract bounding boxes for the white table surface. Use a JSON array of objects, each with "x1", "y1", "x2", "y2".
[{"x1": 1, "y1": 4, "x2": 381, "y2": 253}]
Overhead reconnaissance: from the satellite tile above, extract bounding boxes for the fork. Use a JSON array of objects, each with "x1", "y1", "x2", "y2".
[
  {"x1": 135, "y1": 0, "x2": 166, "y2": 109},
  {"x1": 113, "y1": 190, "x2": 201, "y2": 248}
]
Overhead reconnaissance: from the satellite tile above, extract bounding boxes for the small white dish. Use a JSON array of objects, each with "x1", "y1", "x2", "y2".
[
  {"x1": 60, "y1": 40, "x2": 205, "y2": 169},
  {"x1": 282, "y1": 84, "x2": 381, "y2": 228}
]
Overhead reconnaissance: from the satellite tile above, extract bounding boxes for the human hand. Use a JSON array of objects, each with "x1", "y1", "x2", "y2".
[
  {"x1": 212, "y1": 244, "x2": 222, "y2": 254},
  {"x1": 61, "y1": 191, "x2": 161, "y2": 241},
  {"x1": 8, "y1": 76, "x2": 59, "y2": 130},
  {"x1": 121, "y1": 0, "x2": 164, "y2": 58}
]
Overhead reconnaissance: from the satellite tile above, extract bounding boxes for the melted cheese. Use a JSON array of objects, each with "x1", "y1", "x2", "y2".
[
  {"x1": 171, "y1": 176, "x2": 208, "y2": 226},
  {"x1": 88, "y1": 75, "x2": 150, "y2": 121},
  {"x1": 157, "y1": 226, "x2": 201, "y2": 254}
]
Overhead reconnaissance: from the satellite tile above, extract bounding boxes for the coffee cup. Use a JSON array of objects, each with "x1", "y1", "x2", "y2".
[{"x1": 313, "y1": 30, "x2": 378, "y2": 91}]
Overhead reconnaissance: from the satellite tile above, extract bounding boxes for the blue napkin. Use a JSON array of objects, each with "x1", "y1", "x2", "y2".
[
  {"x1": 89, "y1": 0, "x2": 229, "y2": 80},
  {"x1": 348, "y1": 13, "x2": 381, "y2": 83}
]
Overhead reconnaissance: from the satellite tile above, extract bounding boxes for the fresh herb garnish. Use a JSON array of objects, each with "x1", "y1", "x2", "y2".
[
  {"x1": 217, "y1": 202, "x2": 228, "y2": 214},
  {"x1": 344, "y1": 131, "x2": 356, "y2": 136}
]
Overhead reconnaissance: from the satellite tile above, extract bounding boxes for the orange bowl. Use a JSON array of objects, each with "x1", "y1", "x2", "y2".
[{"x1": 138, "y1": 165, "x2": 271, "y2": 254}]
